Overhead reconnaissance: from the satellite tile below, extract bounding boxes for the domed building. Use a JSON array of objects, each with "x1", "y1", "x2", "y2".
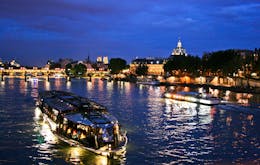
[{"x1": 171, "y1": 39, "x2": 187, "y2": 56}]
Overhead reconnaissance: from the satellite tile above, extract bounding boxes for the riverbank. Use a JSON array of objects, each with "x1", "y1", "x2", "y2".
[
  {"x1": 2, "y1": 75, "x2": 260, "y2": 94},
  {"x1": 109, "y1": 75, "x2": 260, "y2": 94},
  {"x1": 159, "y1": 82, "x2": 260, "y2": 94}
]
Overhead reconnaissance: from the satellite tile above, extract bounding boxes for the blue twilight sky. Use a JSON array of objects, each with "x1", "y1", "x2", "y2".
[{"x1": 0, "y1": 0, "x2": 259, "y2": 66}]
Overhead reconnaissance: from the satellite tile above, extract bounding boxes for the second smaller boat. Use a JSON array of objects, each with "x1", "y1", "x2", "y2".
[{"x1": 163, "y1": 91, "x2": 221, "y2": 105}]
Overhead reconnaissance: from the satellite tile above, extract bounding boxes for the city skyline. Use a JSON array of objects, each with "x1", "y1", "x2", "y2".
[{"x1": 0, "y1": 0, "x2": 259, "y2": 66}]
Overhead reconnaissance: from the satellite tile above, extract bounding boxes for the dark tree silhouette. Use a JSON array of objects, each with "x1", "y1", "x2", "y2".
[
  {"x1": 109, "y1": 58, "x2": 127, "y2": 74},
  {"x1": 164, "y1": 55, "x2": 202, "y2": 76},
  {"x1": 74, "y1": 63, "x2": 86, "y2": 77},
  {"x1": 202, "y1": 50, "x2": 244, "y2": 76},
  {"x1": 135, "y1": 64, "x2": 148, "y2": 76}
]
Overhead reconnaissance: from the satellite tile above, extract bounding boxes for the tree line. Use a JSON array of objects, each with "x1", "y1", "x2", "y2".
[{"x1": 164, "y1": 49, "x2": 260, "y2": 77}]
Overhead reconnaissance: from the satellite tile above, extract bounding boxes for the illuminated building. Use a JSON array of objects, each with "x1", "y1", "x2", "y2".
[
  {"x1": 85, "y1": 63, "x2": 95, "y2": 72},
  {"x1": 96, "y1": 56, "x2": 109, "y2": 71},
  {"x1": 103, "y1": 56, "x2": 109, "y2": 64},
  {"x1": 96, "y1": 56, "x2": 102, "y2": 63},
  {"x1": 130, "y1": 57, "x2": 167, "y2": 75},
  {"x1": 10, "y1": 60, "x2": 21, "y2": 68},
  {"x1": 96, "y1": 56, "x2": 109, "y2": 64},
  {"x1": 171, "y1": 39, "x2": 187, "y2": 56}
]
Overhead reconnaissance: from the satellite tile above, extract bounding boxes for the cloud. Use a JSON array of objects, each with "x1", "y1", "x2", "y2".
[
  {"x1": 0, "y1": 0, "x2": 259, "y2": 66},
  {"x1": 214, "y1": 3, "x2": 260, "y2": 19}
]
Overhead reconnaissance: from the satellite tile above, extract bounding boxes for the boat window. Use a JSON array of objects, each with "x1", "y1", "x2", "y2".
[
  {"x1": 67, "y1": 128, "x2": 71, "y2": 134},
  {"x1": 80, "y1": 132, "x2": 86, "y2": 139},
  {"x1": 53, "y1": 109, "x2": 59, "y2": 115},
  {"x1": 63, "y1": 125, "x2": 67, "y2": 131},
  {"x1": 63, "y1": 118, "x2": 68, "y2": 124},
  {"x1": 72, "y1": 130, "x2": 78, "y2": 139},
  {"x1": 99, "y1": 128, "x2": 103, "y2": 134}
]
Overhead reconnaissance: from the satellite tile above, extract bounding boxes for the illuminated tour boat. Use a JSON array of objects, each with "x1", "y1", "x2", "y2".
[
  {"x1": 163, "y1": 91, "x2": 221, "y2": 105},
  {"x1": 136, "y1": 77, "x2": 160, "y2": 85},
  {"x1": 36, "y1": 90, "x2": 127, "y2": 158}
]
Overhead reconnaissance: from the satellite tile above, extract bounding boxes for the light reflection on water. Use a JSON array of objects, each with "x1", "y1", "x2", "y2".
[
  {"x1": 156, "y1": 99, "x2": 215, "y2": 164},
  {"x1": 0, "y1": 78, "x2": 259, "y2": 164}
]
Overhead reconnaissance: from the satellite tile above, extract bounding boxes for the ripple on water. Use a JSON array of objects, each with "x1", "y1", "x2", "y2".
[{"x1": 0, "y1": 79, "x2": 259, "y2": 164}]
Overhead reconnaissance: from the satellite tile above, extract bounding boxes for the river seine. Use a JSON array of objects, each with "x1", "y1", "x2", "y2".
[{"x1": 0, "y1": 78, "x2": 259, "y2": 164}]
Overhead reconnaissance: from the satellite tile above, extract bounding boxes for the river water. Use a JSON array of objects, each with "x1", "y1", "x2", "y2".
[{"x1": 0, "y1": 78, "x2": 259, "y2": 164}]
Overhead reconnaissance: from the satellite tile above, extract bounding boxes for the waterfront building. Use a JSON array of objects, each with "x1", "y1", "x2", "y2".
[
  {"x1": 171, "y1": 39, "x2": 187, "y2": 56},
  {"x1": 254, "y1": 48, "x2": 259, "y2": 60},
  {"x1": 96, "y1": 56, "x2": 109, "y2": 71},
  {"x1": 0, "y1": 59, "x2": 3, "y2": 67},
  {"x1": 85, "y1": 63, "x2": 95, "y2": 72},
  {"x1": 10, "y1": 60, "x2": 21, "y2": 68},
  {"x1": 103, "y1": 56, "x2": 109, "y2": 64},
  {"x1": 97, "y1": 56, "x2": 102, "y2": 63},
  {"x1": 130, "y1": 57, "x2": 167, "y2": 75},
  {"x1": 96, "y1": 56, "x2": 109, "y2": 64},
  {"x1": 96, "y1": 62, "x2": 108, "y2": 71}
]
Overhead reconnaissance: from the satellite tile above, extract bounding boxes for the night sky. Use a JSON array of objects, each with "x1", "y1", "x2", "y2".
[{"x1": 0, "y1": 0, "x2": 259, "y2": 66}]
